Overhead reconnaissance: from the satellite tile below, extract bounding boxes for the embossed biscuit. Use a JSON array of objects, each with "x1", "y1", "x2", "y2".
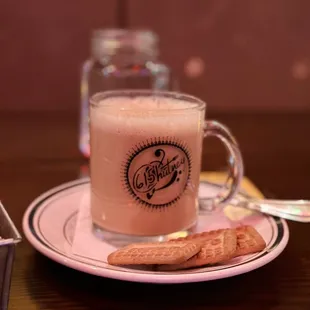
[
  {"x1": 107, "y1": 241, "x2": 201, "y2": 266},
  {"x1": 168, "y1": 228, "x2": 227, "y2": 243},
  {"x1": 169, "y1": 226, "x2": 266, "y2": 257},
  {"x1": 234, "y1": 225, "x2": 266, "y2": 257},
  {"x1": 158, "y1": 229, "x2": 237, "y2": 271}
]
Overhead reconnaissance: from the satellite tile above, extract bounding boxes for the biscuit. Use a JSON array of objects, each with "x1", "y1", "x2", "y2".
[
  {"x1": 107, "y1": 241, "x2": 201, "y2": 266},
  {"x1": 234, "y1": 225, "x2": 266, "y2": 257},
  {"x1": 158, "y1": 229, "x2": 237, "y2": 271},
  {"x1": 168, "y1": 228, "x2": 227, "y2": 242}
]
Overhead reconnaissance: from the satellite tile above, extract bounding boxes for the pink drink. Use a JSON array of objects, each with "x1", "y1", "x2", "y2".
[{"x1": 90, "y1": 96, "x2": 204, "y2": 236}]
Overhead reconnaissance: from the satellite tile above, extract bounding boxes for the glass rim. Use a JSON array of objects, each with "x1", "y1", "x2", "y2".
[
  {"x1": 92, "y1": 28, "x2": 158, "y2": 41},
  {"x1": 91, "y1": 28, "x2": 159, "y2": 59},
  {"x1": 90, "y1": 90, "x2": 206, "y2": 112}
]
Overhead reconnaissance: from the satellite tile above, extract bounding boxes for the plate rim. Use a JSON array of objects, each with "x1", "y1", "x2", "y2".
[{"x1": 22, "y1": 178, "x2": 289, "y2": 284}]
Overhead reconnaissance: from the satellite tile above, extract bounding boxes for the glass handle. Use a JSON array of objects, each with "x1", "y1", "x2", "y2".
[{"x1": 199, "y1": 120, "x2": 244, "y2": 211}]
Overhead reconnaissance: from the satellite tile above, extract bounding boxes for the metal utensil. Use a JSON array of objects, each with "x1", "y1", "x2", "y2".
[{"x1": 199, "y1": 181, "x2": 310, "y2": 222}]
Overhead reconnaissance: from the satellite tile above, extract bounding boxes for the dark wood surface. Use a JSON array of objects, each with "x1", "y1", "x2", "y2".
[{"x1": 1, "y1": 111, "x2": 310, "y2": 310}]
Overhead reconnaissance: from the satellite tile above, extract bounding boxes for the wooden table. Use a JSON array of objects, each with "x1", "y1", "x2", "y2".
[{"x1": 1, "y1": 111, "x2": 310, "y2": 310}]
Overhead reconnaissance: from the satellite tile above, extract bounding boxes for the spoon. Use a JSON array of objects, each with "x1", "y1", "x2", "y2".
[{"x1": 199, "y1": 181, "x2": 310, "y2": 222}]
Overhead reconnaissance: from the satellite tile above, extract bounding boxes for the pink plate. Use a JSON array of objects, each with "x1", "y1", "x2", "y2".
[{"x1": 22, "y1": 178, "x2": 289, "y2": 284}]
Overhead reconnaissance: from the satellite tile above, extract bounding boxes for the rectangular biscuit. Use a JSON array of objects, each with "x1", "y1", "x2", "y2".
[
  {"x1": 170, "y1": 225, "x2": 266, "y2": 257},
  {"x1": 158, "y1": 229, "x2": 237, "y2": 271},
  {"x1": 107, "y1": 241, "x2": 201, "y2": 266},
  {"x1": 168, "y1": 228, "x2": 227, "y2": 242},
  {"x1": 234, "y1": 225, "x2": 266, "y2": 257}
]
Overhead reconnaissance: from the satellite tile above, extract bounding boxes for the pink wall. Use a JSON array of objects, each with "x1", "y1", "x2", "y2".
[{"x1": 1, "y1": 0, "x2": 309, "y2": 112}]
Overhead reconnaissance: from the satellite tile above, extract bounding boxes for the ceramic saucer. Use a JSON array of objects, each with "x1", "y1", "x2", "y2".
[{"x1": 22, "y1": 178, "x2": 289, "y2": 284}]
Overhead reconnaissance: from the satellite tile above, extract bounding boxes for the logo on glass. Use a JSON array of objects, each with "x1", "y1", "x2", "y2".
[{"x1": 122, "y1": 138, "x2": 191, "y2": 209}]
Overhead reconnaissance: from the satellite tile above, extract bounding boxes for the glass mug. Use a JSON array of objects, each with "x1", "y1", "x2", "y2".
[{"x1": 90, "y1": 90, "x2": 243, "y2": 241}]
